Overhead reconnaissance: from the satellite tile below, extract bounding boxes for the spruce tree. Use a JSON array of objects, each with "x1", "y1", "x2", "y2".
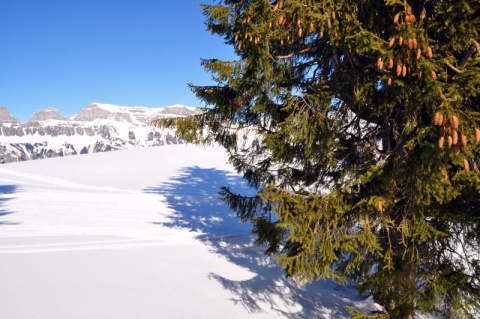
[{"x1": 154, "y1": 1, "x2": 480, "y2": 317}]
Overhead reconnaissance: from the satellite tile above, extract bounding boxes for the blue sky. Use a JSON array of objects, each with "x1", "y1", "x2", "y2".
[{"x1": 0, "y1": 0, "x2": 235, "y2": 122}]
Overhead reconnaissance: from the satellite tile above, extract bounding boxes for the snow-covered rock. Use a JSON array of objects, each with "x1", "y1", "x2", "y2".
[
  {"x1": 28, "y1": 107, "x2": 68, "y2": 122},
  {"x1": 0, "y1": 103, "x2": 201, "y2": 163},
  {"x1": 0, "y1": 106, "x2": 20, "y2": 126}
]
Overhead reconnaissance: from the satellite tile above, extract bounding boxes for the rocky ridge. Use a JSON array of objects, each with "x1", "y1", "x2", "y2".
[{"x1": 0, "y1": 103, "x2": 201, "y2": 163}]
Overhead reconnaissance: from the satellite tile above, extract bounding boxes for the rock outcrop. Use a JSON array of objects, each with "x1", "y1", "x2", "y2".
[{"x1": 0, "y1": 103, "x2": 200, "y2": 163}]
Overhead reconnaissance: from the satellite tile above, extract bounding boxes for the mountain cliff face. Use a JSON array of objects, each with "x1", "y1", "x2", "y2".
[
  {"x1": 0, "y1": 107, "x2": 20, "y2": 126},
  {"x1": 0, "y1": 103, "x2": 201, "y2": 163},
  {"x1": 29, "y1": 108, "x2": 68, "y2": 122}
]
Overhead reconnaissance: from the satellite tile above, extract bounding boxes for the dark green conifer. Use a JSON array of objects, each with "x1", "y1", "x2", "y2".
[{"x1": 154, "y1": 1, "x2": 480, "y2": 317}]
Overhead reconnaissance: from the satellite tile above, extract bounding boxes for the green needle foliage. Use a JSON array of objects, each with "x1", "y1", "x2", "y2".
[{"x1": 153, "y1": 1, "x2": 480, "y2": 318}]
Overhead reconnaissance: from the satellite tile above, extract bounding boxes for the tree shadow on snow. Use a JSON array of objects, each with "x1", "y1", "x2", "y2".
[
  {"x1": 145, "y1": 167, "x2": 374, "y2": 318},
  {"x1": 0, "y1": 185, "x2": 19, "y2": 225}
]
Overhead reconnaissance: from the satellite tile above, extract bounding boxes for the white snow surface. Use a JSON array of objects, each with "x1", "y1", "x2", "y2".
[{"x1": 0, "y1": 144, "x2": 380, "y2": 318}]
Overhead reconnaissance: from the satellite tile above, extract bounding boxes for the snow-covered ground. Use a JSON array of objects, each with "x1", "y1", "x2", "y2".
[{"x1": 0, "y1": 144, "x2": 379, "y2": 318}]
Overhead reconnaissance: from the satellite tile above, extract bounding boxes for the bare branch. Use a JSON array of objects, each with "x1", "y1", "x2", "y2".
[
  {"x1": 446, "y1": 62, "x2": 462, "y2": 74},
  {"x1": 275, "y1": 47, "x2": 311, "y2": 60},
  {"x1": 459, "y1": 39, "x2": 480, "y2": 68}
]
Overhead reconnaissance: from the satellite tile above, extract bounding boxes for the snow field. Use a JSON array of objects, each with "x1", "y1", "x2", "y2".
[{"x1": 0, "y1": 144, "x2": 379, "y2": 318}]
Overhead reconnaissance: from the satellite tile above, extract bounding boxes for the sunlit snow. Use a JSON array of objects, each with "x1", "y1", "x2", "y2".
[{"x1": 0, "y1": 144, "x2": 380, "y2": 318}]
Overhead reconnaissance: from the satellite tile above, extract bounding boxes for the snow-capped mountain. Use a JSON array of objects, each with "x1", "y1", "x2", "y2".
[
  {"x1": 29, "y1": 107, "x2": 68, "y2": 122},
  {"x1": 0, "y1": 103, "x2": 202, "y2": 163}
]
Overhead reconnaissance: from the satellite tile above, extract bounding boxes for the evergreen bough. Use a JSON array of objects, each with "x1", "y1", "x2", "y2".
[{"x1": 154, "y1": 1, "x2": 480, "y2": 318}]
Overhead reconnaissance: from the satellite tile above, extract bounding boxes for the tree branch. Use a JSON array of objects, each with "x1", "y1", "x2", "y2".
[
  {"x1": 472, "y1": 39, "x2": 480, "y2": 54},
  {"x1": 446, "y1": 62, "x2": 462, "y2": 74},
  {"x1": 275, "y1": 47, "x2": 312, "y2": 60},
  {"x1": 458, "y1": 39, "x2": 480, "y2": 68}
]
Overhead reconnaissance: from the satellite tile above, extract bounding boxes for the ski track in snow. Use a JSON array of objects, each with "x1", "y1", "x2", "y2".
[
  {"x1": 0, "y1": 147, "x2": 201, "y2": 251},
  {"x1": 0, "y1": 168, "x2": 133, "y2": 193},
  {"x1": 0, "y1": 145, "x2": 381, "y2": 319}
]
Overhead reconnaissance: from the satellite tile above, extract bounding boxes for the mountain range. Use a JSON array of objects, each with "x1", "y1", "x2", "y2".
[{"x1": 0, "y1": 103, "x2": 202, "y2": 163}]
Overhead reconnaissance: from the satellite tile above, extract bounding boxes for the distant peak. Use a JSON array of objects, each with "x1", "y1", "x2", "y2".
[
  {"x1": 72, "y1": 102, "x2": 201, "y2": 124},
  {"x1": 28, "y1": 107, "x2": 68, "y2": 122},
  {"x1": 0, "y1": 106, "x2": 21, "y2": 124}
]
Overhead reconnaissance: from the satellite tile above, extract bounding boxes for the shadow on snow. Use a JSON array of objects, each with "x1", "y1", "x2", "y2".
[
  {"x1": 145, "y1": 166, "x2": 372, "y2": 318},
  {"x1": 0, "y1": 185, "x2": 19, "y2": 225}
]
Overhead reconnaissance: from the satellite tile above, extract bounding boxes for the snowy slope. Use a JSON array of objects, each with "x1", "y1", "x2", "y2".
[{"x1": 0, "y1": 144, "x2": 380, "y2": 319}]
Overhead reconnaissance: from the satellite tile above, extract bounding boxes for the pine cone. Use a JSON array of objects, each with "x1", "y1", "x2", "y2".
[
  {"x1": 389, "y1": 37, "x2": 395, "y2": 48},
  {"x1": 388, "y1": 58, "x2": 394, "y2": 69},
  {"x1": 396, "y1": 65, "x2": 402, "y2": 76},
  {"x1": 394, "y1": 52, "x2": 401, "y2": 63},
  {"x1": 460, "y1": 133, "x2": 467, "y2": 148},
  {"x1": 406, "y1": 14, "x2": 416, "y2": 23},
  {"x1": 454, "y1": 146, "x2": 460, "y2": 156},
  {"x1": 452, "y1": 116, "x2": 459, "y2": 130},
  {"x1": 427, "y1": 46, "x2": 433, "y2": 59},
  {"x1": 452, "y1": 130, "x2": 458, "y2": 145},
  {"x1": 475, "y1": 128, "x2": 480, "y2": 143},
  {"x1": 438, "y1": 136, "x2": 444, "y2": 148},
  {"x1": 464, "y1": 159, "x2": 470, "y2": 171},
  {"x1": 408, "y1": 39, "x2": 414, "y2": 50},
  {"x1": 377, "y1": 201, "x2": 383, "y2": 212},
  {"x1": 377, "y1": 57, "x2": 383, "y2": 70},
  {"x1": 393, "y1": 12, "x2": 400, "y2": 24},
  {"x1": 416, "y1": 48, "x2": 422, "y2": 60},
  {"x1": 433, "y1": 112, "x2": 443, "y2": 126}
]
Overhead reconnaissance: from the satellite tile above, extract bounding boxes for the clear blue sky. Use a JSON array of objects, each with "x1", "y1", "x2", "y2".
[{"x1": 0, "y1": 0, "x2": 235, "y2": 123}]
